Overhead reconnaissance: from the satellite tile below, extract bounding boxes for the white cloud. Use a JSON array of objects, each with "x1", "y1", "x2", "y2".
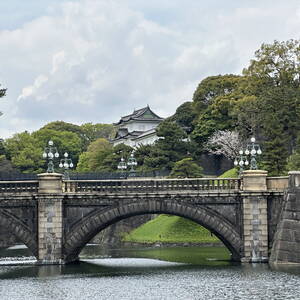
[
  {"x1": 0, "y1": 0, "x2": 300, "y2": 137},
  {"x1": 18, "y1": 75, "x2": 49, "y2": 101},
  {"x1": 51, "y1": 51, "x2": 66, "y2": 74}
]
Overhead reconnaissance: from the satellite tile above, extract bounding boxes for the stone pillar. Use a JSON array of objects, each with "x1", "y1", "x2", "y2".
[
  {"x1": 38, "y1": 173, "x2": 63, "y2": 193},
  {"x1": 37, "y1": 173, "x2": 65, "y2": 265},
  {"x1": 288, "y1": 171, "x2": 300, "y2": 188},
  {"x1": 241, "y1": 170, "x2": 268, "y2": 263}
]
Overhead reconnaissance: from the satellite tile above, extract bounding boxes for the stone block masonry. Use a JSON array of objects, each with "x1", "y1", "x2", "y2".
[
  {"x1": 270, "y1": 171, "x2": 300, "y2": 265},
  {"x1": 242, "y1": 195, "x2": 268, "y2": 262},
  {"x1": 36, "y1": 173, "x2": 64, "y2": 264},
  {"x1": 241, "y1": 170, "x2": 269, "y2": 262},
  {"x1": 37, "y1": 195, "x2": 64, "y2": 264}
]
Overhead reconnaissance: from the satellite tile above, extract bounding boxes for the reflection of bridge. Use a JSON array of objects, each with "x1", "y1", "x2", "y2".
[{"x1": 0, "y1": 171, "x2": 299, "y2": 265}]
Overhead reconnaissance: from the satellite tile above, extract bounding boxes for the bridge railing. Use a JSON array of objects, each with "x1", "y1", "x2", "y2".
[
  {"x1": 63, "y1": 178, "x2": 241, "y2": 193},
  {"x1": 0, "y1": 180, "x2": 39, "y2": 194},
  {"x1": 266, "y1": 176, "x2": 289, "y2": 191}
]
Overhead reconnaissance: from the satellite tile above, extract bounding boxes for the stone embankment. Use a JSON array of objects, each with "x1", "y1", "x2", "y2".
[{"x1": 270, "y1": 172, "x2": 300, "y2": 264}]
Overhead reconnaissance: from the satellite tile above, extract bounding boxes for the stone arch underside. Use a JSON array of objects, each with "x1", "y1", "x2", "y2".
[
  {"x1": 64, "y1": 199, "x2": 243, "y2": 262},
  {"x1": 0, "y1": 209, "x2": 37, "y2": 256}
]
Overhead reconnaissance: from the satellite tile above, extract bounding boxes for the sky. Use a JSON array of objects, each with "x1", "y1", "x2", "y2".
[{"x1": 0, "y1": 0, "x2": 300, "y2": 138}]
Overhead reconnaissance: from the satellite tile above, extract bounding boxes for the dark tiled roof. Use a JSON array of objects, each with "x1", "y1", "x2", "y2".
[
  {"x1": 114, "y1": 106, "x2": 163, "y2": 125},
  {"x1": 131, "y1": 128, "x2": 157, "y2": 140},
  {"x1": 113, "y1": 130, "x2": 144, "y2": 141}
]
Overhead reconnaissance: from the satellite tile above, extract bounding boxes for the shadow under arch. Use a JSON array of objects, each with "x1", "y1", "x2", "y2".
[
  {"x1": 64, "y1": 199, "x2": 243, "y2": 263},
  {"x1": 0, "y1": 209, "x2": 37, "y2": 257}
]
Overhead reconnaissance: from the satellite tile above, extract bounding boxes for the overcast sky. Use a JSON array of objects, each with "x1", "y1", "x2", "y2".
[{"x1": 0, "y1": 0, "x2": 299, "y2": 138}]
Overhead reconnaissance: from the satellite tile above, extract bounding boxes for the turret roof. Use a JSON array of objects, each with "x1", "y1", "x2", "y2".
[{"x1": 114, "y1": 106, "x2": 163, "y2": 125}]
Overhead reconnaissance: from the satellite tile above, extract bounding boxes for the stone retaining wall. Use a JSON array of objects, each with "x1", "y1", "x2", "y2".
[{"x1": 270, "y1": 186, "x2": 300, "y2": 264}]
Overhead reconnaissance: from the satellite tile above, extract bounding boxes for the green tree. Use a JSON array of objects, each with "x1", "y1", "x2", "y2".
[
  {"x1": 134, "y1": 144, "x2": 155, "y2": 171},
  {"x1": 5, "y1": 128, "x2": 83, "y2": 173},
  {"x1": 169, "y1": 158, "x2": 203, "y2": 178},
  {"x1": 193, "y1": 75, "x2": 242, "y2": 111},
  {"x1": 287, "y1": 151, "x2": 300, "y2": 171},
  {"x1": 243, "y1": 39, "x2": 300, "y2": 148},
  {"x1": 243, "y1": 39, "x2": 300, "y2": 87},
  {"x1": 41, "y1": 121, "x2": 86, "y2": 150},
  {"x1": 0, "y1": 155, "x2": 18, "y2": 176},
  {"x1": 287, "y1": 134, "x2": 300, "y2": 171},
  {"x1": 41, "y1": 121, "x2": 114, "y2": 151},
  {"x1": 41, "y1": 121, "x2": 83, "y2": 136},
  {"x1": 75, "y1": 152, "x2": 90, "y2": 173},
  {"x1": 100, "y1": 143, "x2": 133, "y2": 172},
  {"x1": 0, "y1": 139, "x2": 6, "y2": 156},
  {"x1": 168, "y1": 101, "x2": 197, "y2": 133},
  {"x1": 190, "y1": 40, "x2": 300, "y2": 175},
  {"x1": 191, "y1": 75, "x2": 245, "y2": 145},
  {"x1": 261, "y1": 129, "x2": 289, "y2": 176},
  {"x1": 5, "y1": 132, "x2": 44, "y2": 173},
  {"x1": 76, "y1": 138, "x2": 113, "y2": 172},
  {"x1": 33, "y1": 128, "x2": 83, "y2": 167},
  {"x1": 80, "y1": 123, "x2": 114, "y2": 146},
  {"x1": 144, "y1": 121, "x2": 188, "y2": 171},
  {"x1": 240, "y1": 40, "x2": 300, "y2": 174}
]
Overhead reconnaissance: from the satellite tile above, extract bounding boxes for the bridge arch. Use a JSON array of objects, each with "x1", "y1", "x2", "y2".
[
  {"x1": 64, "y1": 199, "x2": 243, "y2": 262},
  {"x1": 0, "y1": 209, "x2": 37, "y2": 256}
]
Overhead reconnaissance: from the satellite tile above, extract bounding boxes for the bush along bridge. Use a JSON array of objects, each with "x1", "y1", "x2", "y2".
[{"x1": 0, "y1": 170, "x2": 299, "y2": 265}]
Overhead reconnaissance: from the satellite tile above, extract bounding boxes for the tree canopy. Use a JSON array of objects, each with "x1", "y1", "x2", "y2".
[
  {"x1": 190, "y1": 39, "x2": 300, "y2": 175},
  {"x1": 169, "y1": 158, "x2": 203, "y2": 178},
  {"x1": 143, "y1": 121, "x2": 189, "y2": 171},
  {"x1": 76, "y1": 138, "x2": 113, "y2": 172}
]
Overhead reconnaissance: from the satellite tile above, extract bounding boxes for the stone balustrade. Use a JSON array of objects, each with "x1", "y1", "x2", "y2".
[
  {"x1": 63, "y1": 177, "x2": 241, "y2": 193},
  {"x1": 0, "y1": 180, "x2": 38, "y2": 193},
  {"x1": 0, "y1": 175, "x2": 291, "y2": 194},
  {"x1": 267, "y1": 176, "x2": 289, "y2": 191}
]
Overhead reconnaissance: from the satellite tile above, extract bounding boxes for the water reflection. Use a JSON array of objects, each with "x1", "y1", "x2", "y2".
[
  {"x1": 80, "y1": 245, "x2": 232, "y2": 266},
  {"x1": 0, "y1": 244, "x2": 300, "y2": 300},
  {"x1": 0, "y1": 245, "x2": 232, "y2": 279}
]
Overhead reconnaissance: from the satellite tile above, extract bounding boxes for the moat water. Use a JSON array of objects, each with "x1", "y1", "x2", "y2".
[{"x1": 0, "y1": 244, "x2": 299, "y2": 300}]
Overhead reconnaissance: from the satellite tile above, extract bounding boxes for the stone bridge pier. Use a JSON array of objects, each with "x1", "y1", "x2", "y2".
[
  {"x1": 241, "y1": 170, "x2": 269, "y2": 262},
  {"x1": 37, "y1": 173, "x2": 64, "y2": 264}
]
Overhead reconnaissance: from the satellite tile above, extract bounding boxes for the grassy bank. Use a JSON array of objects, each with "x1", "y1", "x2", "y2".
[
  {"x1": 122, "y1": 215, "x2": 219, "y2": 244},
  {"x1": 218, "y1": 168, "x2": 238, "y2": 178},
  {"x1": 122, "y1": 169, "x2": 237, "y2": 245}
]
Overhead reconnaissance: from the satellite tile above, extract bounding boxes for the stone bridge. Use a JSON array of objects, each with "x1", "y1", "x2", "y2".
[{"x1": 0, "y1": 170, "x2": 299, "y2": 265}]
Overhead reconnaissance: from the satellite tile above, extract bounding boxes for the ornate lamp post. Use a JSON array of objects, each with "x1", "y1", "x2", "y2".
[
  {"x1": 127, "y1": 151, "x2": 138, "y2": 177},
  {"x1": 234, "y1": 137, "x2": 262, "y2": 175},
  {"x1": 117, "y1": 156, "x2": 127, "y2": 177},
  {"x1": 59, "y1": 152, "x2": 73, "y2": 180},
  {"x1": 234, "y1": 150, "x2": 249, "y2": 175},
  {"x1": 117, "y1": 156, "x2": 127, "y2": 171},
  {"x1": 245, "y1": 137, "x2": 262, "y2": 170},
  {"x1": 42, "y1": 140, "x2": 59, "y2": 173}
]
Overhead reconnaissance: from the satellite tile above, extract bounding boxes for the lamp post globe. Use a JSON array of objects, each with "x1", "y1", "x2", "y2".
[
  {"x1": 42, "y1": 140, "x2": 60, "y2": 173},
  {"x1": 59, "y1": 151, "x2": 73, "y2": 180},
  {"x1": 233, "y1": 136, "x2": 262, "y2": 176}
]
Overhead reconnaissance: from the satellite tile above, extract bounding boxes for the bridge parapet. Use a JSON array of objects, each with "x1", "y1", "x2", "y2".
[
  {"x1": 267, "y1": 176, "x2": 289, "y2": 191},
  {"x1": 0, "y1": 176, "x2": 291, "y2": 194},
  {"x1": 0, "y1": 180, "x2": 38, "y2": 194},
  {"x1": 63, "y1": 177, "x2": 241, "y2": 194}
]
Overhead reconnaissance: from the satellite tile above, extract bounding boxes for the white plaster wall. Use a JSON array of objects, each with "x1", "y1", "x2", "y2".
[{"x1": 125, "y1": 121, "x2": 159, "y2": 132}]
